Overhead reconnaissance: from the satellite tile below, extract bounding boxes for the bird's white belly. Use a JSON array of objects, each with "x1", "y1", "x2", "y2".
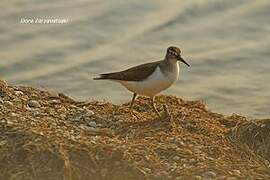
[{"x1": 119, "y1": 66, "x2": 179, "y2": 96}]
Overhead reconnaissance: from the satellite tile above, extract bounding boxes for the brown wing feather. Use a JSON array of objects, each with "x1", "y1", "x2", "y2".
[{"x1": 97, "y1": 61, "x2": 161, "y2": 81}]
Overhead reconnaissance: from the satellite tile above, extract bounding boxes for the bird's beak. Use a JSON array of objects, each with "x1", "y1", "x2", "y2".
[{"x1": 177, "y1": 55, "x2": 190, "y2": 67}]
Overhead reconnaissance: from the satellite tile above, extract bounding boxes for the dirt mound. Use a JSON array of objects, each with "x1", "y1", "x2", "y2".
[{"x1": 0, "y1": 79, "x2": 269, "y2": 180}]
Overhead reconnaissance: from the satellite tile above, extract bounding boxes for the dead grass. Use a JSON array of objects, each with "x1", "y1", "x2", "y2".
[
  {"x1": 0, "y1": 79, "x2": 269, "y2": 180},
  {"x1": 228, "y1": 118, "x2": 270, "y2": 161}
]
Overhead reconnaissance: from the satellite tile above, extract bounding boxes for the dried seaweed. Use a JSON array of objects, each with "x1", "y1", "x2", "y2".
[{"x1": 0, "y1": 79, "x2": 269, "y2": 180}]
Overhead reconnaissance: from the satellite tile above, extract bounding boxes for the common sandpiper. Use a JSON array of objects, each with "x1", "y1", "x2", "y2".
[{"x1": 94, "y1": 46, "x2": 190, "y2": 118}]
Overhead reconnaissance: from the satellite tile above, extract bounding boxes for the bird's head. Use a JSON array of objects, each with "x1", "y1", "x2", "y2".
[{"x1": 166, "y1": 46, "x2": 190, "y2": 67}]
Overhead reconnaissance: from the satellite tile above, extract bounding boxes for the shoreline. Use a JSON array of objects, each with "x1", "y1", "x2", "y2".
[{"x1": 0, "y1": 79, "x2": 269, "y2": 179}]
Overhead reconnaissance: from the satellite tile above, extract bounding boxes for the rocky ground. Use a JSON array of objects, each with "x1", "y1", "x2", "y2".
[{"x1": 0, "y1": 79, "x2": 269, "y2": 180}]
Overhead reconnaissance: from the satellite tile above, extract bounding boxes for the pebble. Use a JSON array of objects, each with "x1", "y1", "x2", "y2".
[
  {"x1": 60, "y1": 114, "x2": 66, "y2": 120},
  {"x1": 193, "y1": 147, "x2": 202, "y2": 154},
  {"x1": 83, "y1": 117, "x2": 90, "y2": 121},
  {"x1": 232, "y1": 169, "x2": 241, "y2": 175},
  {"x1": 32, "y1": 111, "x2": 40, "y2": 117},
  {"x1": 84, "y1": 109, "x2": 95, "y2": 116},
  {"x1": 51, "y1": 99, "x2": 61, "y2": 104},
  {"x1": 189, "y1": 158, "x2": 197, "y2": 164},
  {"x1": 28, "y1": 100, "x2": 41, "y2": 108},
  {"x1": 48, "y1": 91, "x2": 59, "y2": 98},
  {"x1": 173, "y1": 156, "x2": 180, "y2": 161},
  {"x1": 14, "y1": 91, "x2": 24, "y2": 96},
  {"x1": 5, "y1": 101, "x2": 13, "y2": 106},
  {"x1": 0, "y1": 140, "x2": 7, "y2": 146},
  {"x1": 88, "y1": 121, "x2": 97, "y2": 128},
  {"x1": 10, "y1": 112, "x2": 18, "y2": 117},
  {"x1": 143, "y1": 168, "x2": 152, "y2": 174},
  {"x1": 7, "y1": 120, "x2": 15, "y2": 125},
  {"x1": 30, "y1": 122, "x2": 36, "y2": 126},
  {"x1": 2, "y1": 96, "x2": 10, "y2": 101},
  {"x1": 171, "y1": 138, "x2": 185, "y2": 145},
  {"x1": 79, "y1": 124, "x2": 96, "y2": 131},
  {"x1": 202, "y1": 171, "x2": 217, "y2": 179},
  {"x1": 0, "y1": 98, "x2": 3, "y2": 104}
]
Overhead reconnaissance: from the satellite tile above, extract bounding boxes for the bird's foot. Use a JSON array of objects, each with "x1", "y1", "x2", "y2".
[
  {"x1": 156, "y1": 111, "x2": 162, "y2": 119},
  {"x1": 162, "y1": 104, "x2": 171, "y2": 118},
  {"x1": 157, "y1": 104, "x2": 171, "y2": 120}
]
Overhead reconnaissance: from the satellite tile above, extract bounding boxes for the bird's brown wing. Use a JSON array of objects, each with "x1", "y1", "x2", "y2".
[{"x1": 95, "y1": 61, "x2": 161, "y2": 81}]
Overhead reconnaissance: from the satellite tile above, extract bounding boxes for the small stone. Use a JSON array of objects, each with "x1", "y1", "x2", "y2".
[
  {"x1": 32, "y1": 111, "x2": 40, "y2": 116},
  {"x1": 173, "y1": 156, "x2": 180, "y2": 161},
  {"x1": 189, "y1": 158, "x2": 197, "y2": 164},
  {"x1": 143, "y1": 168, "x2": 152, "y2": 174},
  {"x1": 7, "y1": 120, "x2": 14, "y2": 125},
  {"x1": 231, "y1": 169, "x2": 241, "y2": 177},
  {"x1": 171, "y1": 138, "x2": 185, "y2": 145},
  {"x1": 25, "y1": 106, "x2": 32, "y2": 111},
  {"x1": 202, "y1": 171, "x2": 217, "y2": 179},
  {"x1": 79, "y1": 124, "x2": 95, "y2": 131},
  {"x1": 232, "y1": 169, "x2": 241, "y2": 175},
  {"x1": 2, "y1": 95, "x2": 10, "y2": 101},
  {"x1": 59, "y1": 114, "x2": 66, "y2": 120},
  {"x1": 0, "y1": 140, "x2": 7, "y2": 146},
  {"x1": 73, "y1": 114, "x2": 82, "y2": 121},
  {"x1": 48, "y1": 91, "x2": 59, "y2": 98},
  {"x1": 193, "y1": 147, "x2": 202, "y2": 154},
  {"x1": 51, "y1": 99, "x2": 61, "y2": 104},
  {"x1": 10, "y1": 112, "x2": 18, "y2": 117},
  {"x1": 28, "y1": 100, "x2": 41, "y2": 108},
  {"x1": 5, "y1": 101, "x2": 13, "y2": 106},
  {"x1": 88, "y1": 121, "x2": 97, "y2": 128},
  {"x1": 84, "y1": 109, "x2": 95, "y2": 116},
  {"x1": 14, "y1": 91, "x2": 24, "y2": 96}
]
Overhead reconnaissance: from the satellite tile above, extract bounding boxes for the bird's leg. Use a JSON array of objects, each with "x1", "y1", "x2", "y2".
[
  {"x1": 129, "y1": 93, "x2": 137, "y2": 110},
  {"x1": 151, "y1": 96, "x2": 162, "y2": 118},
  {"x1": 129, "y1": 93, "x2": 139, "y2": 118}
]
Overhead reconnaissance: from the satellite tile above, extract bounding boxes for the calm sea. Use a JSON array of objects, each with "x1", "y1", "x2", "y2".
[{"x1": 1, "y1": 0, "x2": 270, "y2": 118}]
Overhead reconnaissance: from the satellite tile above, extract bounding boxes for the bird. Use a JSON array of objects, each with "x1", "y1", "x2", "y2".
[{"x1": 93, "y1": 46, "x2": 190, "y2": 118}]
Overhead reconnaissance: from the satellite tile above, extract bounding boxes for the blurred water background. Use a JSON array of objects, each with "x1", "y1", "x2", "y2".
[{"x1": 0, "y1": 0, "x2": 270, "y2": 118}]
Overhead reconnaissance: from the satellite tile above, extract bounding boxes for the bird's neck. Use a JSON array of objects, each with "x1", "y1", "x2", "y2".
[
  {"x1": 159, "y1": 58, "x2": 179, "y2": 76},
  {"x1": 164, "y1": 57, "x2": 178, "y2": 65}
]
